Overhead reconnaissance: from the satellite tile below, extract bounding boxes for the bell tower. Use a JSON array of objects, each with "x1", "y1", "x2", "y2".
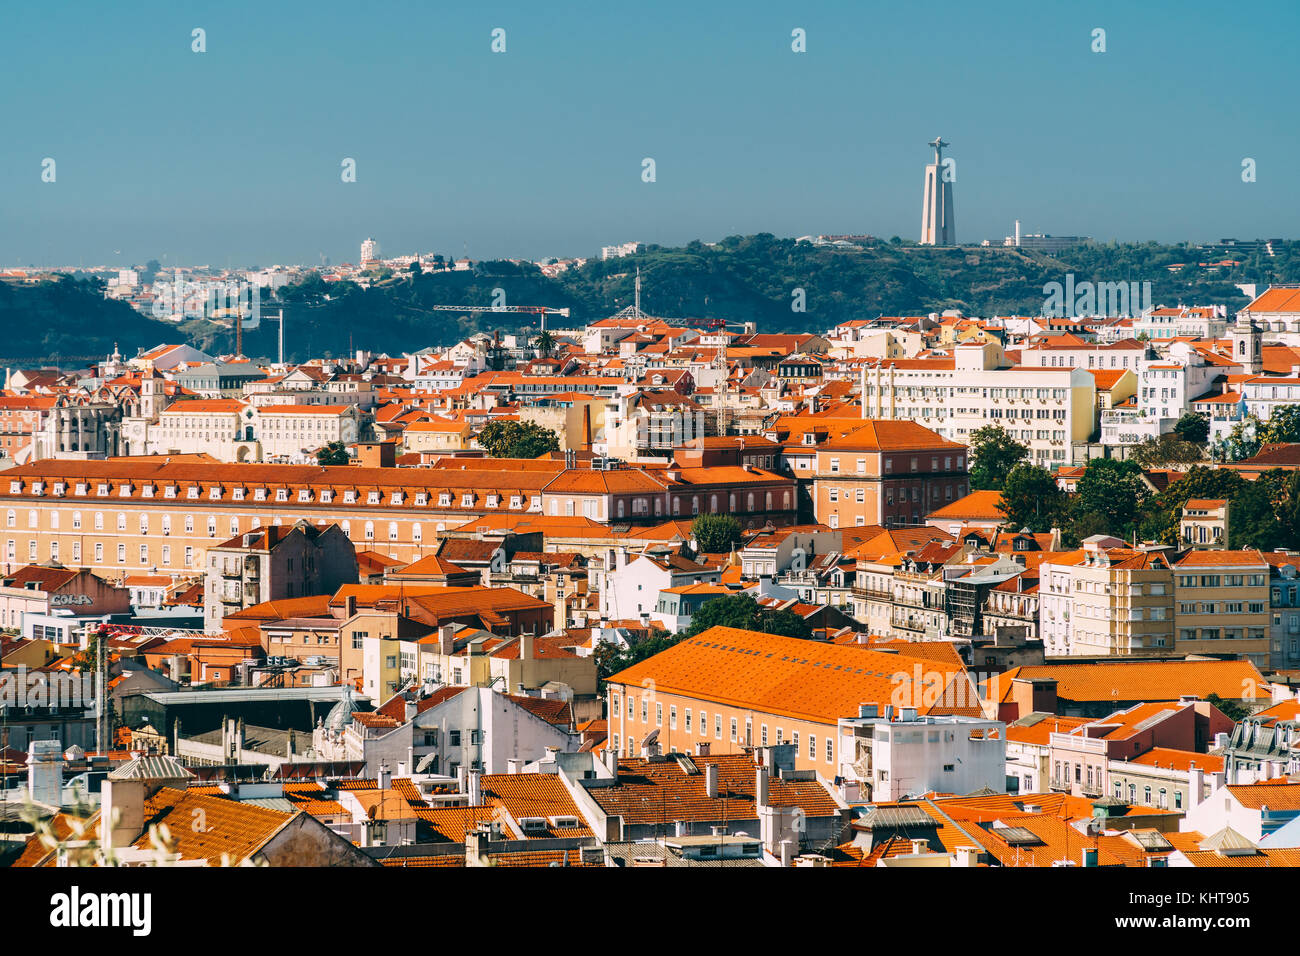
[{"x1": 1230, "y1": 312, "x2": 1262, "y2": 374}]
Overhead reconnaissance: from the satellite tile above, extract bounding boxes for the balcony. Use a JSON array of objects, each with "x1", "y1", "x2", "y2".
[{"x1": 851, "y1": 586, "x2": 893, "y2": 601}]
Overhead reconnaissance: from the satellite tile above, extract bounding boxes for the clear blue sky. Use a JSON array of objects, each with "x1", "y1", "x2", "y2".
[{"x1": 2, "y1": 0, "x2": 1295, "y2": 268}]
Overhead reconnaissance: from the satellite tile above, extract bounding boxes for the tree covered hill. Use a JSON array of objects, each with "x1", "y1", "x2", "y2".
[
  {"x1": 0, "y1": 276, "x2": 178, "y2": 366},
  {"x1": 10, "y1": 236, "x2": 1300, "y2": 366}
]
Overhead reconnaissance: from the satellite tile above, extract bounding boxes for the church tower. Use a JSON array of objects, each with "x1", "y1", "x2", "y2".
[{"x1": 1230, "y1": 312, "x2": 1262, "y2": 374}]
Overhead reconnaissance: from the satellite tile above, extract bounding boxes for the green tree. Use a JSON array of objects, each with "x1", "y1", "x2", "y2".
[
  {"x1": 1253, "y1": 468, "x2": 1300, "y2": 551},
  {"x1": 70, "y1": 625, "x2": 108, "y2": 672},
  {"x1": 1140, "y1": 465, "x2": 1280, "y2": 549},
  {"x1": 1227, "y1": 414, "x2": 1265, "y2": 460},
  {"x1": 477, "y1": 420, "x2": 560, "y2": 459},
  {"x1": 1069, "y1": 458, "x2": 1149, "y2": 543},
  {"x1": 684, "y1": 593, "x2": 812, "y2": 640},
  {"x1": 690, "y1": 514, "x2": 741, "y2": 553},
  {"x1": 593, "y1": 631, "x2": 685, "y2": 691},
  {"x1": 967, "y1": 425, "x2": 1029, "y2": 491},
  {"x1": 999, "y1": 463, "x2": 1068, "y2": 533},
  {"x1": 1131, "y1": 433, "x2": 1204, "y2": 468},
  {"x1": 316, "y1": 441, "x2": 350, "y2": 466},
  {"x1": 1260, "y1": 405, "x2": 1300, "y2": 445},
  {"x1": 1172, "y1": 412, "x2": 1210, "y2": 445},
  {"x1": 532, "y1": 329, "x2": 557, "y2": 359},
  {"x1": 1204, "y1": 692, "x2": 1250, "y2": 723}
]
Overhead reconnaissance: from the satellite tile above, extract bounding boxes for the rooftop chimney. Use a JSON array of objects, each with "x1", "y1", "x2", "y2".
[
  {"x1": 467, "y1": 768, "x2": 482, "y2": 805},
  {"x1": 377, "y1": 763, "x2": 391, "y2": 791},
  {"x1": 99, "y1": 778, "x2": 147, "y2": 849},
  {"x1": 26, "y1": 740, "x2": 63, "y2": 806},
  {"x1": 705, "y1": 762, "x2": 719, "y2": 799}
]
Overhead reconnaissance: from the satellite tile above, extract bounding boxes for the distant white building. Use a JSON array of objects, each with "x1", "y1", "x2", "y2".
[
  {"x1": 600, "y1": 241, "x2": 642, "y2": 260},
  {"x1": 361, "y1": 237, "x2": 379, "y2": 265}
]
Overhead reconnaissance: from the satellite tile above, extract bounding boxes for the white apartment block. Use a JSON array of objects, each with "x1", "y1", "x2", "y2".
[
  {"x1": 859, "y1": 342, "x2": 1095, "y2": 466},
  {"x1": 147, "y1": 399, "x2": 254, "y2": 460},
  {"x1": 1038, "y1": 539, "x2": 1175, "y2": 658},
  {"x1": 1133, "y1": 306, "x2": 1228, "y2": 342},
  {"x1": 600, "y1": 241, "x2": 642, "y2": 260},
  {"x1": 1019, "y1": 337, "x2": 1147, "y2": 372},
  {"x1": 837, "y1": 706, "x2": 1006, "y2": 803},
  {"x1": 256, "y1": 405, "x2": 360, "y2": 462},
  {"x1": 1241, "y1": 373, "x2": 1300, "y2": 423}
]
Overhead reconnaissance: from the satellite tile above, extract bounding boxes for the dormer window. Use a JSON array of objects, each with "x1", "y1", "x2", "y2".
[
  {"x1": 119, "y1": 483, "x2": 133, "y2": 497},
  {"x1": 209, "y1": 487, "x2": 222, "y2": 500},
  {"x1": 232, "y1": 487, "x2": 245, "y2": 501},
  {"x1": 390, "y1": 492, "x2": 403, "y2": 506},
  {"x1": 487, "y1": 494, "x2": 499, "y2": 508},
  {"x1": 186, "y1": 486, "x2": 199, "y2": 499},
  {"x1": 439, "y1": 493, "x2": 451, "y2": 507},
  {"x1": 75, "y1": 483, "x2": 87, "y2": 495},
  {"x1": 8, "y1": 481, "x2": 20, "y2": 494},
  {"x1": 53, "y1": 483, "x2": 65, "y2": 496},
  {"x1": 343, "y1": 490, "x2": 356, "y2": 504},
  {"x1": 367, "y1": 491, "x2": 380, "y2": 505},
  {"x1": 32, "y1": 482, "x2": 44, "y2": 496},
  {"x1": 276, "y1": 489, "x2": 289, "y2": 502},
  {"x1": 253, "y1": 488, "x2": 267, "y2": 501},
  {"x1": 415, "y1": 493, "x2": 427, "y2": 506},
  {"x1": 164, "y1": 485, "x2": 177, "y2": 498},
  {"x1": 298, "y1": 489, "x2": 311, "y2": 502},
  {"x1": 98, "y1": 483, "x2": 110, "y2": 495},
  {"x1": 142, "y1": 484, "x2": 155, "y2": 498},
  {"x1": 461, "y1": 493, "x2": 473, "y2": 507},
  {"x1": 320, "y1": 489, "x2": 333, "y2": 503}
]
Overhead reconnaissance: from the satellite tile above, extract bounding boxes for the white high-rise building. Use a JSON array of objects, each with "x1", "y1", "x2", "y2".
[
  {"x1": 920, "y1": 137, "x2": 955, "y2": 246},
  {"x1": 360, "y1": 237, "x2": 379, "y2": 265}
]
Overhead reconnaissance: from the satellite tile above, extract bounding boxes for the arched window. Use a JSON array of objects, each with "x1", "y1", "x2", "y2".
[
  {"x1": 413, "y1": 523, "x2": 422, "y2": 542},
  {"x1": 341, "y1": 520, "x2": 351, "y2": 535},
  {"x1": 364, "y1": 521, "x2": 375, "y2": 540},
  {"x1": 782, "y1": 490, "x2": 790, "y2": 510},
  {"x1": 710, "y1": 495, "x2": 718, "y2": 512},
  {"x1": 617, "y1": 500, "x2": 626, "y2": 519},
  {"x1": 747, "y1": 493, "x2": 755, "y2": 511},
  {"x1": 765, "y1": 491, "x2": 772, "y2": 511},
  {"x1": 388, "y1": 522, "x2": 399, "y2": 541},
  {"x1": 5, "y1": 510, "x2": 13, "y2": 528}
]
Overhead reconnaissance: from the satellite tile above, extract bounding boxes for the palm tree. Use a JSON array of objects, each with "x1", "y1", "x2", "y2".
[{"x1": 532, "y1": 329, "x2": 556, "y2": 360}]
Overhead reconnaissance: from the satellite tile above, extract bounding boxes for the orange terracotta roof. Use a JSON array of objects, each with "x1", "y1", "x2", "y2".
[{"x1": 608, "y1": 625, "x2": 980, "y2": 723}]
